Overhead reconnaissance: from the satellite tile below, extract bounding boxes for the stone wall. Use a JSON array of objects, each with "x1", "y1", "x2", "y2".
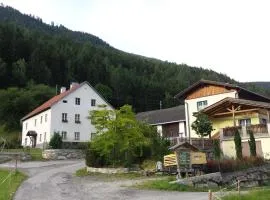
[
  {"x1": 0, "y1": 152, "x2": 31, "y2": 162},
  {"x1": 175, "y1": 164, "x2": 270, "y2": 188},
  {"x1": 86, "y1": 166, "x2": 129, "y2": 174},
  {"x1": 42, "y1": 149, "x2": 85, "y2": 160}
]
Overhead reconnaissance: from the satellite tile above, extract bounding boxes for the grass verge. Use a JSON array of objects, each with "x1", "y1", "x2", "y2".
[
  {"x1": 221, "y1": 189, "x2": 270, "y2": 200},
  {"x1": 134, "y1": 177, "x2": 210, "y2": 192},
  {"x1": 75, "y1": 167, "x2": 166, "y2": 181},
  {"x1": 0, "y1": 169, "x2": 27, "y2": 200}
]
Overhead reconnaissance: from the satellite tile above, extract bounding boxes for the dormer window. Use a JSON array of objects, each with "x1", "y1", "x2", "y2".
[
  {"x1": 63, "y1": 100, "x2": 67, "y2": 103},
  {"x1": 75, "y1": 98, "x2": 80, "y2": 105}
]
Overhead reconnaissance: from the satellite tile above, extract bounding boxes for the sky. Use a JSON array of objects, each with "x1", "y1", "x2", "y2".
[{"x1": 1, "y1": 0, "x2": 270, "y2": 82}]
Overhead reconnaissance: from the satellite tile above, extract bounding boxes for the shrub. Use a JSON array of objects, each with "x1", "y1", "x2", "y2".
[
  {"x1": 141, "y1": 160, "x2": 156, "y2": 171},
  {"x1": 85, "y1": 148, "x2": 106, "y2": 167},
  {"x1": 213, "y1": 139, "x2": 221, "y2": 160},
  {"x1": 49, "y1": 133, "x2": 62, "y2": 149}
]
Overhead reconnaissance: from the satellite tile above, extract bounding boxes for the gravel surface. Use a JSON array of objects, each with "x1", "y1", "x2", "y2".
[{"x1": 0, "y1": 160, "x2": 208, "y2": 200}]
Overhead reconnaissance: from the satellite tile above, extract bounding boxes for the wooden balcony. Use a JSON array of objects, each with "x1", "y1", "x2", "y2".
[{"x1": 221, "y1": 123, "x2": 270, "y2": 140}]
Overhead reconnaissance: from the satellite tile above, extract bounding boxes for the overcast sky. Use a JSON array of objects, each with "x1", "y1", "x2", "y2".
[{"x1": 2, "y1": 0, "x2": 270, "y2": 82}]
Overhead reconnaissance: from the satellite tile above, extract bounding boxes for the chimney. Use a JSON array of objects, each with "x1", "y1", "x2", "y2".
[
  {"x1": 60, "y1": 87, "x2": 66, "y2": 93},
  {"x1": 70, "y1": 82, "x2": 79, "y2": 89}
]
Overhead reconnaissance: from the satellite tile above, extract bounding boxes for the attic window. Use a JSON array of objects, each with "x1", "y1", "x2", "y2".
[{"x1": 63, "y1": 100, "x2": 67, "y2": 103}]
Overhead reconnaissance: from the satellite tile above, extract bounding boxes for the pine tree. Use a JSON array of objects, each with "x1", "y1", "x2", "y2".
[
  {"x1": 234, "y1": 129, "x2": 242, "y2": 159},
  {"x1": 248, "y1": 130, "x2": 256, "y2": 157}
]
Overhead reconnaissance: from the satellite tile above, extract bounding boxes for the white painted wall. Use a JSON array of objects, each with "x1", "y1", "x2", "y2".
[
  {"x1": 51, "y1": 83, "x2": 113, "y2": 143},
  {"x1": 185, "y1": 91, "x2": 237, "y2": 138},
  {"x1": 21, "y1": 82, "x2": 113, "y2": 147},
  {"x1": 157, "y1": 125, "x2": 162, "y2": 137},
  {"x1": 179, "y1": 121, "x2": 186, "y2": 137},
  {"x1": 21, "y1": 109, "x2": 51, "y2": 146}
]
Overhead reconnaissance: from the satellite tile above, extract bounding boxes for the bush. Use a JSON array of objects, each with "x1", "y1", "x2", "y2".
[
  {"x1": 49, "y1": 133, "x2": 62, "y2": 149},
  {"x1": 140, "y1": 160, "x2": 156, "y2": 171},
  {"x1": 205, "y1": 157, "x2": 265, "y2": 173},
  {"x1": 85, "y1": 148, "x2": 106, "y2": 167}
]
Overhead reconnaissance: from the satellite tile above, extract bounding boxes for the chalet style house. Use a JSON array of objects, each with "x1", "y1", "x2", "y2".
[
  {"x1": 21, "y1": 82, "x2": 113, "y2": 148},
  {"x1": 136, "y1": 106, "x2": 186, "y2": 145},
  {"x1": 175, "y1": 80, "x2": 270, "y2": 159}
]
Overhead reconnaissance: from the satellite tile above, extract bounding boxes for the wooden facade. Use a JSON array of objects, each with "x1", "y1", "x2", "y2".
[
  {"x1": 163, "y1": 122, "x2": 179, "y2": 138},
  {"x1": 186, "y1": 85, "x2": 234, "y2": 100}
]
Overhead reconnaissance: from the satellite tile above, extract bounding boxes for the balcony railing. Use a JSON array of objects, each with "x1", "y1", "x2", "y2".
[
  {"x1": 223, "y1": 126, "x2": 242, "y2": 137},
  {"x1": 221, "y1": 123, "x2": 270, "y2": 139},
  {"x1": 247, "y1": 124, "x2": 268, "y2": 134}
]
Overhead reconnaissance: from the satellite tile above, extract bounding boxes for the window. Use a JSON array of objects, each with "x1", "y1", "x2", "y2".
[
  {"x1": 197, "y1": 100, "x2": 208, "y2": 111},
  {"x1": 75, "y1": 114, "x2": 80, "y2": 123},
  {"x1": 91, "y1": 99, "x2": 96, "y2": 107},
  {"x1": 45, "y1": 114, "x2": 47, "y2": 122},
  {"x1": 34, "y1": 119, "x2": 37, "y2": 126},
  {"x1": 62, "y1": 113, "x2": 68, "y2": 122},
  {"x1": 61, "y1": 131, "x2": 67, "y2": 140},
  {"x1": 91, "y1": 132, "x2": 96, "y2": 140},
  {"x1": 75, "y1": 98, "x2": 80, "y2": 105},
  {"x1": 63, "y1": 100, "x2": 67, "y2": 103},
  {"x1": 40, "y1": 134, "x2": 42, "y2": 142},
  {"x1": 261, "y1": 118, "x2": 267, "y2": 125},
  {"x1": 40, "y1": 116, "x2": 43, "y2": 124},
  {"x1": 44, "y1": 132, "x2": 47, "y2": 142},
  {"x1": 74, "y1": 132, "x2": 80, "y2": 140},
  {"x1": 25, "y1": 138, "x2": 27, "y2": 146},
  {"x1": 239, "y1": 118, "x2": 251, "y2": 126},
  {"x1": 25, "y1": 122, "x2": 28, "y2": 130}
]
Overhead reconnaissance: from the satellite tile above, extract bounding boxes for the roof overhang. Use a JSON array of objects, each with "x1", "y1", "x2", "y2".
[
  {"x1": 201, "y1": 97, "x2": 270, "y2": 117},
  {"x1": 174, "y1": 79, "x2": 270, "y2": 102},
  {"x1": 26, "y1": 131, "x2": 37, "y2": 137},
  {"x1": 169, "y1": 142, "x2": 199, "y2": 151}
]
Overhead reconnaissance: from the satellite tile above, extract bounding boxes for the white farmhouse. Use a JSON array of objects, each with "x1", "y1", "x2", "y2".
[{"x1": 21, "y1": 82, "x2": 113, "y2": 148}]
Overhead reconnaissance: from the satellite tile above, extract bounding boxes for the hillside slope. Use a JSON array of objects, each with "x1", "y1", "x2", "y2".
[{"x1": 0, "y1": 4, "x2": 269, "y2": 114}]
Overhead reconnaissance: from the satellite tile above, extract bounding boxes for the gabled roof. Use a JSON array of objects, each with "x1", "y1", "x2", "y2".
[
  {"x1": 136, "y1": 105, "x2": 185, "y2": 125},
  {"x1": 175, "y1": 79, "x2": 270, "y2": 102},
  {"x1": 201, "y1": 97, "x2": 270, "y2": 116},
  {"x1": 169, "y1": 142, "x2": 199, "y2": 151},
  {"x1": 21, "y1": 81, "x2": 113, "y2": 121}
]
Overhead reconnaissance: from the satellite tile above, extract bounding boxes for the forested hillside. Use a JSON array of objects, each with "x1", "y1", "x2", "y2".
[{"x1": 0, "y1": 5, "x2": 269, "y2": 131}]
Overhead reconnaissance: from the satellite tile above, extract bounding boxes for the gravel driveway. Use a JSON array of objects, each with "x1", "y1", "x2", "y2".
[{"x1": 0, "y1": 160, "x2": 208, "y2": 200}]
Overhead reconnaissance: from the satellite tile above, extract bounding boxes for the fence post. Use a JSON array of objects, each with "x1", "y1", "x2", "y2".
[
  {"x1": 208, "y1": 190, "x2": 212, "y2": 200},
  {"x1": 237, "y1": 180, "x2": 240, "y2": 195}
]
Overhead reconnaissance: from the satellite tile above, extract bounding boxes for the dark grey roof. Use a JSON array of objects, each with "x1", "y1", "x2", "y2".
[{"x1": 136, "y1": 105, "x2": 185, "y2": 125}]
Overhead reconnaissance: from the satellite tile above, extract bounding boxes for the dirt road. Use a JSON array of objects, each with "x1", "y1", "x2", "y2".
[{"x1": 0, "y1": 160, "x2": 208, "y2": 200}]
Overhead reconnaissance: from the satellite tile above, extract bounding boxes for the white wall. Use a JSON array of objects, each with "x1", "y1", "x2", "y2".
[
  {"x1": 50, "y1": 83, "x2": 113, "y2": 143},
  {"x1": 185, "y1": 91, "x2": 237, "y2": 138},
  {"x1": 179, "y1": 121, "x2": 186, "y2": 137},
  {"x1": 21, "y1": 109, "x2": 51, "y2": 146}
]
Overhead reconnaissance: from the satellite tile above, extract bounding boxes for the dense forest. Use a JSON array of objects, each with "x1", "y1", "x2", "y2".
[{"x1": 0, "y1": 5, "x2": 269, "y2": 131}]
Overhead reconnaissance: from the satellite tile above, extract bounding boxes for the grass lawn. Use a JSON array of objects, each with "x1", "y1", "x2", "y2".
[
  {"x1": 221, "y1": 189, "x2": 270, "y2": 200},
  {"x1": 0, "y1": 169, "x2": 27, "y2": 200},
  {"x1": 134, "y1": 177, "x2": 210, "y2": 192},
  {"x1": 5, "y1": 148, "x2": 43, "y2": 161}
]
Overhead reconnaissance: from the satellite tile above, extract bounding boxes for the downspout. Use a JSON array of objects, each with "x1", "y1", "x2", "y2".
[{"x1": 185, "y1": 102, "x2": 191, "y2": 144}]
